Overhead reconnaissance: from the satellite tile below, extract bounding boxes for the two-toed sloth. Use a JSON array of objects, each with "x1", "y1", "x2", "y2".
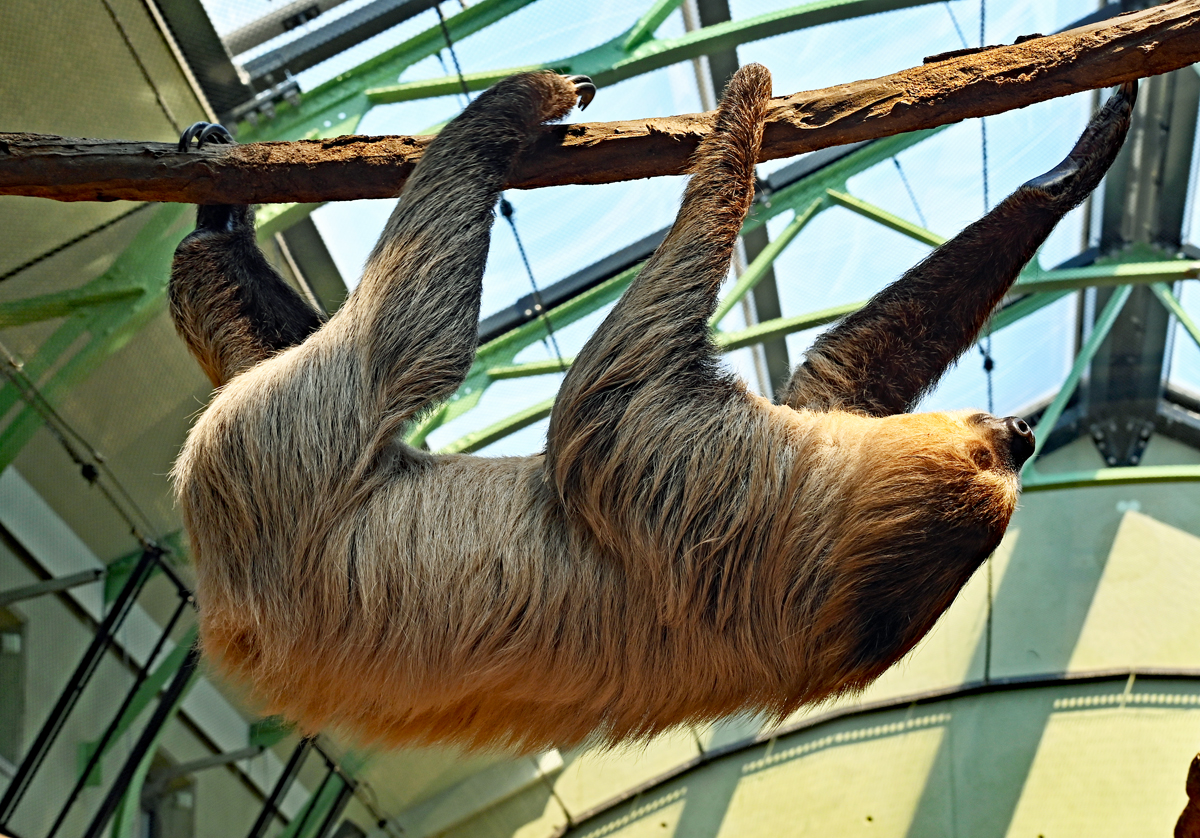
[{"x1": 169, "y1": 66, "x2": 1134, "y2": 751}]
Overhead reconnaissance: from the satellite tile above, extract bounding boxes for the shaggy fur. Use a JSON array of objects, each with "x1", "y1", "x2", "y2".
[{"x1": 170, "y1": 67, "x2": 1134, "y2": 751}]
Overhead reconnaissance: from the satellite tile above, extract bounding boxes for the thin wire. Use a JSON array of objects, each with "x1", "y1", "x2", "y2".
[
  {"x1": 0, "y1": 204, "x2": 150, "y2": 285},
  {"x1": 979, "y1": 0, "x2": 995, "y2": 686},
  {"x1": 892, "y1": 158, "x2": 928, "y2": 229},
  {"x1": 0, "y1": 346, "x2": 157, "y2": 538},
  {"x1": 944, "y1": 2, "x2": 970, "y2": 48},
  {"x1": 500, "y1": 198, "x2": 567, "y2": 369},
  {"x1": 97, "y1": 0, "x2": 181, "y2": 133},
  {"x1": 434, "y1": 2, "x2": 566, "y2": 371},
  {"x1": 435, "y1": 5, "x2": 473, "y2": 103},
  {"x1": 0, "y1": 340, "x2": 161, "y2": 549}
]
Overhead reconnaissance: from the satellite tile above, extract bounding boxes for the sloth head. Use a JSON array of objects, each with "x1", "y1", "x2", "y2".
[{"x1": 805, "y1": 409, "x2": 1033, "y2": 689}]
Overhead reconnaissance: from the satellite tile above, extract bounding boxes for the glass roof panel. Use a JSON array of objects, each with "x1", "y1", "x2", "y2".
[{"x1": 210, "y1": 0, "x2": 1165, "y2": 456}]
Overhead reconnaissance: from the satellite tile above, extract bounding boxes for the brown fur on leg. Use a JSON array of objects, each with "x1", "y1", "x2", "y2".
[
  {"x1": 170, "y1": 68, "x2": 1128, "y2": 753},
  {"x1": 783, "y1": 82, "x2": 1136, "y2": 416},
  {"x1": 171, "y1": 203, "x2": 325, "y2": 390}
]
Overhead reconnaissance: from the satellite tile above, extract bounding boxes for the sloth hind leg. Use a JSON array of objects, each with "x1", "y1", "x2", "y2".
[{"x1": 170, "y1": 123, "x2": 326, "y2": 388}]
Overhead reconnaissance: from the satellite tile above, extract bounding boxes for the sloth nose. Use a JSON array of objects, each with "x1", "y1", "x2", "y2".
[{"x1": 1004, "y1": 416, "x2": 1035, "y2": 467}]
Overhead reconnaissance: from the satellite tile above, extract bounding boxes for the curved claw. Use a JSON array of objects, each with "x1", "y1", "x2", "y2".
[
  {"x1": 178, "y1": 122, "x2": 235, "y2": 152},
  {"x1": 1021, "y1": 80, "x2": 1137, "y2": 201},
  {"x1": 565, "y1": 75, "x2": 596, "y2": 111}
]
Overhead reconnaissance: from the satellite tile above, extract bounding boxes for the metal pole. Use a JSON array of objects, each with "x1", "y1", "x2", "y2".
[
  {"x1": 81, "y1": 645, "x2": 200, "y2": 838},
  {"x1": 314, "y1": 777, "x2": 355, "y2": 838},
  {"x1": 0, "y1": 567, "x2": 104, "y2": 607},
  {"x1": 246, "y1": 739, "x2": 313, "y2": 838},
  {"x1": 0, "y1": 547, "x2": 160, "y2": 827},
  {"x1": 288, "y1": 765, "x2": 335, "y2": 838},
  {"x1": 46, "y1": 592, "x2": 191, "y2": 838}
]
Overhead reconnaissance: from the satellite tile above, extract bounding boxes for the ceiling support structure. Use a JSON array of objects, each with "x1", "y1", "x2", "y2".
[
  {"x1": 0, "y1": 568, "x2": 104, "y2": 608},
  {"x1": 1084, "y1": 64, "x2": 1200, "y2": 465},
  {"x1": 695, "y1": 0, "x2": 792, "y2": 395},
  {"x1": 240, "y1": 0, "x2": 445, "y2": 87},
  {"x1": 363, "y1": 0, "x2": 942, "y2": 105},
  {"x1": 0, "y1": 204, "x2": 192, "y2": 474}
]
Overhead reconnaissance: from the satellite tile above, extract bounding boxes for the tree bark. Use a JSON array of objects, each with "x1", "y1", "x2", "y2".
[{"x1": 3, "y1": 1, "x2": 1200, "y2": 204}]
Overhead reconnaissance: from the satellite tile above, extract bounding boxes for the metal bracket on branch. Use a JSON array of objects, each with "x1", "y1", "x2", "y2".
[{"x1": 3, "y1": 0, "x2": 1200, "y2": 204}]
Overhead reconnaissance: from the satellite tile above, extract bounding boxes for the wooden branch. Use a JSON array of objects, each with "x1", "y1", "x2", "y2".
[{"x1": 3, "y1": 1, "x2": 1200, "y2": 204}]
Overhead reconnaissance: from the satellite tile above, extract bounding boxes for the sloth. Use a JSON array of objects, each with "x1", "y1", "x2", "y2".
[{"x1": 169, "y1": 65, "x2": 1134, "y2": 751}]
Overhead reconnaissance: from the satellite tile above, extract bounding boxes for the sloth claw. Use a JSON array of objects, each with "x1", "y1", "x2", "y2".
[
  {"x1": 178, "y1": 122, "x2": 235, "y2": 152},
  {"x1": 564, "y1": 75, "x2": 596, "y2": 110},
  {"x1": 1021, "y1": 80, "x2": 1137, "y2": 203}
]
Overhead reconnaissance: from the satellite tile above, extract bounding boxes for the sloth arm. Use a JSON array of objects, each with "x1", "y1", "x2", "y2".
[
  {"x1": 170, "y1": 203, "x2": 326, "y2": 389},
  {"x1": 781, "y1": 82, "x2": 1136, "y2": 417}
]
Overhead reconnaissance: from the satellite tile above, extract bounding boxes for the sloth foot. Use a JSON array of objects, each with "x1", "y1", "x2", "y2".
[
  {"x1": 176, "y1": 122, "x2": 245, "y2": 234},
  {"x1": 178, "y1": 122, "x2": 236, "y2": 152},
  {"x1": 1021, "y1": 80, "x2": 1136, "y2": 205},
  {"x1": 564, "y1": 75, "x2": 596, "y2": 110}
]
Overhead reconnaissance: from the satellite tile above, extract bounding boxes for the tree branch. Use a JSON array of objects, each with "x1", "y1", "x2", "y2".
[{"x1": 3, "y1": 1, "x2": 1199, "y2": 204}]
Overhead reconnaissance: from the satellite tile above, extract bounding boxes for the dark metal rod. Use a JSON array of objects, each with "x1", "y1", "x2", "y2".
[
  {"x1": 314, "y1": 777, "x2": 355, "y2": 838},
  {"x1": 150, "y1": 745, "x2": 265, "y2": 786},
  {"x1": 46, "y1": 591, "x2": 192, "y2": 838},
  {"x1": 246, "y1": 738, "x2": 313, "y2": 838},
  {"x1": 0, "y1": 547, "x2": 160, "y2": 825},
  {"x1": 0, "y1": 568, "x2": 104, "y2": 607},
  {"x1": 289, "y1": 766, "x2": 335, "y2": 838},
  {"x1": 81, "y1": 645, "x2": 200, "y2": 838}
]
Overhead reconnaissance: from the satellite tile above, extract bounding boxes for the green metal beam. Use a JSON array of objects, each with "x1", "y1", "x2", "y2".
[
  {"x1": 990, "y1": 290, "x2": 1073, "y2": 332},
  {"x1": 488, "y1": 358, "x2": 575, "y2": 379},
  {"x1": 0, "y1": 204, "x2": 192, "y2": 472},
  {"x1": 624, "y1": 0, "x2": 685, "y2": 51},
  {"x1": 711, "y1": 197, "x2": 825, "y2": 326},
  {"x1": 278, "y1": 752, "x2": 369, "y2": 838},
  {"x1": 249, "y1": 716, "x2": 295, "y2": 749},
  {"x1": 438, "y1": 396, "x2": 556, "y2": 454},
  {"x1": 109, "y1": 657, "x2": 201, "y2": 838},
  {"x1": 1022, "y1": 464, "x2": 1200, "y2": 492},
  {"x1": 1019, "y1": 260, "x2": 1200, "y2": 293},
  {"x1": 235, "y1": 0, "x2": 540, "y2": 143},
  {"x1": 0, "y1": 287, "x2": 143, "y2": 328},
  {"x1": 1027, "y1": 284, "x2": 1132, "y2": 465},
  {"x1": 716, "y1": 301, "x2": 859, "y2": 351},
  {"x1": 825, "y1": 189, "x2": 946, "y2": 247},
  {"x1": 1150, "y1": 280, "x2": 1200, "y2": 349},
  {"x1": 79, "y1": 627, "x2": 200, "y2": 785},
  {"x1": 367, "y1": 0, "x2": 942, "y2": 103}
]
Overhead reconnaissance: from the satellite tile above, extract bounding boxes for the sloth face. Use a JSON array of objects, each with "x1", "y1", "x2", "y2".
[{"x1": 805, "y1": 409, "x2": 1032, "y2": 683}]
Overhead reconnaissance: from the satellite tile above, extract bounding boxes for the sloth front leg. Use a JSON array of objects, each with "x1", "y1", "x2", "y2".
[
  {"x1": 782, "y1": 81, "x2": 1136, "y2": 416},
  {"x1": 546, "y1": 64, "x2": 771, "y2": 541},
  {"x1": 170, "y1": 123, "x2": 325, "y2": 388},
  {"x1": 343, "y1": 72, "x2": 593, "y2": 439}
]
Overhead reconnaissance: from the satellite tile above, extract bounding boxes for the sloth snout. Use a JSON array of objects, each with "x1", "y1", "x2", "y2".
[{"x1": 1003, "y1": 416, "x2": 1035, "y2": 467}]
